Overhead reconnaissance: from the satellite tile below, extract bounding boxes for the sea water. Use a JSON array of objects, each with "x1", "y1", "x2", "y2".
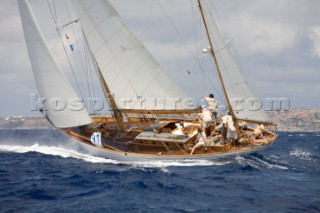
[{"x1": 0, "y1": 129, "x2": 319, "y2": 213}]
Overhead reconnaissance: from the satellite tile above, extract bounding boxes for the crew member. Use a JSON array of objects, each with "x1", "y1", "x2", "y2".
[{"x1": 202, "y1": 94, "x2": 218, "y2": 120}]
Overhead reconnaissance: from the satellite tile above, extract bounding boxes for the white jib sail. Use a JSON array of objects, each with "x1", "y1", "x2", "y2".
[
  {"x1": 18, "y1": 0, "x2": 92, "y2": 128},
  {"x1": 199, "y1": 0, "x2": 270, "y2": 123},
  {"x1": 72, "y1": 0, "x2": 195, "y2": 111}
]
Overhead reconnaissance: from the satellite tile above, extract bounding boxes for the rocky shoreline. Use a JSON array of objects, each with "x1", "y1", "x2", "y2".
[
  {"x1": 266, "y1": 109, "x2": 320, "y2": 132},
  {"x1": 0, "y1": 109, "x2": 319, "y2": 132}
]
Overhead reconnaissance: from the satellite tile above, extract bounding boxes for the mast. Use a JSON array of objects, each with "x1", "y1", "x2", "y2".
[
  {"x1": 197, "y1": 0, "x2": 240, "y2": 134},
  {"x1": 90, "y1": 55, "x2": 126, "y2": 132},
  {"x1": 84, "y1": 33, "x2": 126, "y2": 132},
  {"x1": 97, "y1": 66, "x2": 126, "y2": 132}
]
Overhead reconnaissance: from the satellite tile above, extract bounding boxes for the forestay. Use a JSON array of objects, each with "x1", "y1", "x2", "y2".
[
  {"x1": 72, "y1": 0, "x2": 195, "y2": 111},
  {"x1": 199, "y1": 0, "x2": 270, "y2": 123},
  {"x1": 18, "y1": 0, "x2": 92, "y2": 128}
]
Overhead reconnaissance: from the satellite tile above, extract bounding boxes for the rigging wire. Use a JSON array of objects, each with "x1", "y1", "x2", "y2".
[
  {"x1": 138, "y1": 2, "x2": 203, "y2": 95},
  {"x1": 46, "y1": 0, "x2": 86, "y2": 101},
  {"x1": 190, "y1": 0, "x2": 205, "y2": 95},
  {"x1": 195, "y1": 0, "x2": 226, "y2": 105},
  {"x1": 47, "y1": 0, "x2": 57, "y2": 24},
  {"x1": 62, "y1": 0, "x2": 92, "y2": 99},
  {"x1": 190, "y1": 0, "x2": 199, "y2": 66},
  {"x1": 207, "y1": 1, "x2": 252, "y2": 85},
  {"x1": 204, "y1": 0, "x2": 258, "y2": 106},
  {"x1": 62, "y1": 0, "x2": 95, "y2": 103},
  {"x1": 53, "y1": 0, "x2": 57, "y2": 23},
  {"x1": 64, "y1": 0, "x2": 90, "y2": 98},
  {"x1": 83, "y1": 33, "x2": 113, "y2": 115},
  {"x1": 82, "y1": 35, "x2": 96, "y2": 100},
  {"x1": 156, "y1": 0, "x2": 225, "y2": 102}
]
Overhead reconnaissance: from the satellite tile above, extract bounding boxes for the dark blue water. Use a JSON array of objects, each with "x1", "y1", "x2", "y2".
[{"x1": 0, "y1": 129, "x2": 319, "y2": 213}]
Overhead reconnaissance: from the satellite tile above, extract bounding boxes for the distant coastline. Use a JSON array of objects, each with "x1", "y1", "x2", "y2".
[
  {"x1": 266, "y1": 109, "x2": 320, "y2": 132},
  {"x1": 0, "y1": 109, "x2": 319, "y2": 132}
]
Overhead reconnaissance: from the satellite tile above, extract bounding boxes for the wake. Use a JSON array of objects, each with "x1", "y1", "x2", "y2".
[
  {"x1": 290, "y1": 147, "x2": 318, "y2": 162},
  {"x1": 235, "y1": 154, "x2": 289, "y2": 170},
  {"x1": 0, "y1": 143, "x2": 119, "y2": 164},
  {"x1": 0, "y1": 143, "x2": 232, "y2": 167}
]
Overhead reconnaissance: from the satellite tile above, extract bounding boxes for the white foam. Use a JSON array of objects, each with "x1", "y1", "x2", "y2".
[
  {"x1": 290, "y1": 148, "x2": 313, "y2": 161},
  {"x1": 0, "y1": 143, "x2": 120, "y2": 164},
  {"x1": 250, "y1": 156, "x2": 288, "y2": 170},
  {"x1": 128, "y1": 159, "x2": 232, "y2": 168},
  {"x1": 235, "y1": 156, "x2": 259, "y2": 169},
  {"x1": 235, "y1": 155, "x2": 288, "y2": 170},
  {"x1": 0, "y1": 143, "x2": 232, "y2": 167}
]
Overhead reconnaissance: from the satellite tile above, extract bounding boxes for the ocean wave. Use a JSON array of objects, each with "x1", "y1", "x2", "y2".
[
  {"x1": 250, "y1": 155, "x2": 288, "y2": 170},
  {"x1": 235, "y1": 155, "x2": 288, "y2": 170},
  {"x1": 290, "y1": 148, "x2": 315, "y2": 161},
  {"x1": 235, "y1": 156, "x2": 260, "y2": 169}
]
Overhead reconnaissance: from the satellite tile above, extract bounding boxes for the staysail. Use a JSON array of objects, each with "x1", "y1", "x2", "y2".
[
  {"x1": 72, "y1": 0, "x2": 196, "y2": 111},
  {"x1": 199, "y1": 0, "x2": 270, "y2": 123},
  {"x1": 18, "y1": 0, "x2": 92, "y2": 128}
]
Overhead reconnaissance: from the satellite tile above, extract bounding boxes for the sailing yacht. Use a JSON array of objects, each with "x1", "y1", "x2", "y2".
[{"x1": 18, "y1": 0, "x2": 277, "y2": 161}]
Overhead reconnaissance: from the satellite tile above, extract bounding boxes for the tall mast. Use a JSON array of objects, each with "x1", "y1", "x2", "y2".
[
  {"x1": 85, "y1": 36, "x2": 126, "y2": 132},
  {"x1": 96, "y1": 64, "x2": 126, "y2": 132},
  {"x1": 197, "y1": 0, "x2": 239, "y2": 133},
  {"x1": 81, "y1": 28, "x2": 125, "y2": 131}
]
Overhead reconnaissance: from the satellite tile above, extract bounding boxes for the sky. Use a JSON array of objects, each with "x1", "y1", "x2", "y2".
[{"x1": 0, "y1": 0, "x2": 319, "y2": 117}]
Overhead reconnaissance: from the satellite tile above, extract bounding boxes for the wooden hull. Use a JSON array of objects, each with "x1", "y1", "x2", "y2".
[
  {"x1": 62, "y1": 119, "x2": 278, "y2": 161},
  {"x1": 63, "y1": 138, "x2": 275, "y2": 161}
]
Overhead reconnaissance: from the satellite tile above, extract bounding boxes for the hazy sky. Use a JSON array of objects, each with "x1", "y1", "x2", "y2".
[{"x1": 0, "y1": 0, "x2": 319, "y2": 117}]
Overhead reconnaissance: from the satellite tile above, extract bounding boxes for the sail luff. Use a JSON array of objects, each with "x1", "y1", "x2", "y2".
[
  {"x1": 198, "y1": 0, "x2": 271, "y2": 124},
  {"x1": 197, "y1": 0, "x2": 236, "y2": 120},
  {"x1": 18, "y1": 0, "x2": 92, "y2": 128},
  {"x1": 198, "y1": 0, "x2": 241, "y2": 136}
]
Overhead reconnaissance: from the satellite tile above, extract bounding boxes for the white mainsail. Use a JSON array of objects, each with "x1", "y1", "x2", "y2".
[
  {"x1": 18, "y1": 0, "x2": 92, "y2": 128},
  {"x1": 72, "y1": 0, "x2": 195, "y2": 111},
  {"x1": 199, "y1": 0, "x2": 270, "y2": 123}
]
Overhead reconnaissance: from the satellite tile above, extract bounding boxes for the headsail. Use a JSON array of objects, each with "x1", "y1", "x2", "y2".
[
  {"x1": 199, "y1": 0, "x2": 270, "y2": 124},
  {"x1": 18, "y1": 0, "x2": 92, "y2": 128},
  {"x1": 72, "y1": 0, "x2": 195, "y2": 111}
]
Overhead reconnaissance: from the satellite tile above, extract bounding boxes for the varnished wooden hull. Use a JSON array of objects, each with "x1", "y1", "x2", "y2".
[
  {"x1": 61, "y1": 133, "x2": 276, "y2": 161},
  {"x1": 62, "y1": 119, "x2": 278, "y2": 161}
]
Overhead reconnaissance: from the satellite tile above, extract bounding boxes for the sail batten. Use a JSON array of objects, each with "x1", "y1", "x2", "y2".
[
  {"x1": 18, "y1": 0, "x2": 92, "y2": 128},
  {"x1": 199, "y1": 0, "x2": 270, "y2": 123},
  {"x1": 72, "y1": 0, "x2": 195, "y2": 111}
]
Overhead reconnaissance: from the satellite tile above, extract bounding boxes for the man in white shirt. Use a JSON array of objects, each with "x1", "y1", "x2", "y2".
[
  {"x1": 218, "y1": 113, "x2": 237, "y2": 144},
  {"x1": 190, "y1": 127, "x2": 207, "y2": 155},
  {"x1": 202, "y1": 94, "x2": 218, "y2": 120},
  {"x1": 252, "y1": 124, "x2": 274, "y2": 142},
  {"x1": 198, "y1": 106, "x2": 213, "y2": 136}
]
